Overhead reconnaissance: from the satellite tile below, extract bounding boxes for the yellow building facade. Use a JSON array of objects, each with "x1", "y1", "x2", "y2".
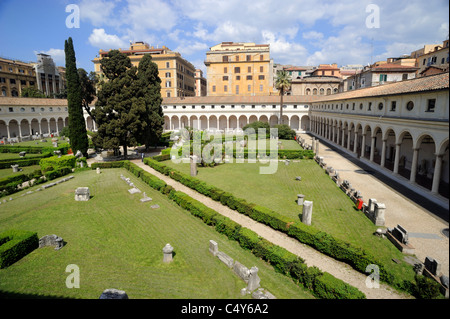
[
  {"x1": 204, "y1": 42, "x2": 274, "y2": 96},
  {"x1": 93, "y1": 42, "x2": 196, "y2": 98}
]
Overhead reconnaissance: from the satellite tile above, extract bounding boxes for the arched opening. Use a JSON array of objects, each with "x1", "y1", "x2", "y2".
[
  {"x1": 249, "y1": 115, "x2": 258, "y2": 124},
  {"x1": 259, "y1": 115, "x2": 268, "y2": 123},
  {"x1": 291, "y1": 115, "x2": 300, "y2": 130},
  {"x1": 171, "y1": 116, "x2": 180, "y2": 130},
  {"x1": 413, "y1": 134, "x2": 437, "y2": 193},
  {"x1": 238, "y1": 115, "x2": 247, "y2": 129},
  {"x1": 200, "y1": 115, "x2": 208, "y2": 130},
  {"x1": 382, "y1": 128, "x2": 396, "y2": 171},
  {"x1": 209, "y1": 115, "x2": 218, "y2": 131},
  {"x1": 189, "y1": 115, "x2": 199, "y2": 130},
  {"x1": 0, "y1": 120, "x2": 7, "y2": 139},
  {"x1": 269, "y1": 115, "x2": 278, "y2": 127},
  {"x1": 164, "y1": 116, "x2": 170, "y2": 131},
  {"x1": 228, "y1": 115, "x2": 237, "y2": 130},
  {"x1": 20, "y1": 119, "x2": 30, "y2": 137},
  {"x1": 180, "y1": 116, "x2": 189, "y2": 129},
  {"x1": 219, "y1": 115, "x2": 227, "y2": 131}
]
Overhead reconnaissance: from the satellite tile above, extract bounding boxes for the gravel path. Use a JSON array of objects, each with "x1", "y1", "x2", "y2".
[{"x1": 131, "y1": 159, "x2": 411, "y2": 299}]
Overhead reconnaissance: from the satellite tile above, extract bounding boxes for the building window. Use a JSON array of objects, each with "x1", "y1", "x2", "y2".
[
  {"x1": 247, "y1": 67, "x2": 251, "y2": 73},
  {"x1": 192, "y1": 105, "x2": 195, "y2": 109},
  {"x1": 201, "y1": 105, "x2": 205, "y2": 109},
  {"x1": 272, "y1": 105, "x2": 276, "y2": 109},
  {"x1": 390, "y1": 101, "x2": 397, "y2": 111},
  {"x1": 327, "y1": 88, "x2": 331, "y2": 95},
  {"x1": 223, "y1": 76, "x2": 229, "y2": 81},
  {"x1": 260, "y1": 66, "x2": 264, "y2": 72},
  {"x1": 236, "y1": 85, "x2": 239, "y2": 94},
  {"x1": 31, "y1": 107, "x2": 35, "y2": 112},
  {"x1": 241, "y1": 105, "x2": 245, "y2": 109},
  {"x1": 426, "y1": 99, "x2": 436, "y2": 112},
  {"x1": 165, "y1": 72, "x2": 171, "y2": 78},
  {"x1": 406, "y1": 101, "x2": 414, "y2": 111},
  {"x1": 223, "y1": 56, "x2": 229, "y2": 62},
  {"x1": 234, "y1": 67, "x2": 240, "y2": 73},
  {"x1": 246, "y1": 55, "x2": 251, "y2": 61},
  {"x1": 212, "y1": 85, "x2": 216, "y2": 92},
  {"x1": 258, "y1": 75, "x2": 265, "y2": 80},
  {"x1": 293, "y1": 105, "x2": 297, "y2": 109},
  {"x1": 235, "y1": 56, "x2": 239, "y2": 62},
  {"x1": 10, "y1": 79, "x2": 16, "y2": 84},
  {"x1": 1, "y1": 88, "x2": 6, "y2": 96},
  {"x1": 379, "y1": 74, "x2": 387, "y2": 82},
  {"x1": 167, "y1": 91, "x2": 171, "y2": 97},
  {"x1": 11, "y1": 90, "x2": 18, "y2": 97},
  {"x1": 166, "y1": 62, "x2": 170, "y2": 68},
  {"x1": 236, "y1": 76, "x2": 240, "y2": 80},
  {"x1": 224, "y1": 85, "x2": 228, "y2": 92},
  {"x1": 0, "y1": 77, "x2": 5, "y2": 83},
  {"x1": 359, "y1": 103, "x2": 363, "y2": 110},
  {"x1": 9, "y1": 107, "x2": 14, "y2": 112},
  {"x1": 313, "y1": 88, "x2": 317, "y2": 95},
  {"x1": 259, "y1": 84, "x2": 263, "y2": 92},
  {"x1": 221, "y1": 105, "x2": 225, "y2": 109},
  {"x1": 423, "y1": 59, "x2": 426, "y2": 65},
  {"x1": 30, "y1": 81, "x2": 34, "y2": 86},
  {"x1": 260, "y1": 55, "x2": 263, "y2": 61},
  {"x1": 251, "y1": 105, "x2": 255, "y2": 109},
  {"x1": 402, "y1": 74, "x2": 408, "y2": 81},
  {"x1": 224, "y1": 67, "x2": 227, "y2": 73},
  {"x1": 246, "y1": 75, "x2": 252, "y2": 80},
  {"x1": 352, "y1": 103, "x2": 355, "y2": 110},
  {"x1": 211, "y1": 105, "x2": 215, "y2": 109},
  {"x1": 248, "y1": 85, "x2": 251, "y2": 92},
  {"x1": 378, "y1": 102, "x2": 383, "y2": 110},
  {"x1": 306, "y1": 88, "x2": 311, "y2": 95},
  {"x1": 368, "y1": 102, "x2": 372, "y2": 111},
  {"x1": 319, "y1": 88, "x2": 324, "y2": 95}
]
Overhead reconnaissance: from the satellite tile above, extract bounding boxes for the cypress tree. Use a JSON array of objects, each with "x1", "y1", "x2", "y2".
[{"x1": 64, "y1": 37, "x2": 88, "y2": 156}]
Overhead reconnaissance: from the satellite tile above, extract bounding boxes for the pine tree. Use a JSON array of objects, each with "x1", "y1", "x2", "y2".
[
  {"x1": 64, "y1": 37, "x2": 89, "y2": 156},
  {"x1": 92, "y1": 51, "x2": 163, "y2": 159}
]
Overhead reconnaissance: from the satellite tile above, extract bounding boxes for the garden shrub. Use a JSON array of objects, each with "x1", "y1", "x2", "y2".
[
  {"x1": 44, "y1": 166, "x2": 72, "y2": 180},
  {"x1": 413, "y1": 275, "x2": 443, "y2": 299},
  {"x1": 313, "y1": 272, "x2": 366, "y2": 299},
  {"x1": 39, "y1": 156, "x2": 76, "y2": 172},
  {"x1": 0, "y1": 230, "x2": 39, "y2": 269}
]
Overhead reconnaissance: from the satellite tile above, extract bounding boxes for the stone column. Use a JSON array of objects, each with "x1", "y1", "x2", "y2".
[
  {"x1": 353, "y1": 132, "x2": 359, "y2": 154},
  {"x1": 341, "y1": 129, "x2": 345, "y2": 147},
  {"x1": 360, "y1": 134, "x2": 366, "y2": 158},
  {"x1": 380, "y1": 140, "x2": 387, "y2": 167},
  {"x1": 410, "y1": 148, "x2": 419, "y2": 183},
  {"x1": 247, "y1": 267, "x2": 261, "y2": 291},
  {"x1": 315, "y1": 139, "x2": 320, "y2": 155},
  {"x1": 311, "y1": 137, "x2": 315, "y2": 152},
  {"x1": 162, "y1": 244, "x2": 174, "y2": 263},
  {"x1": 18, "y1": 124, "x2": 22, "y2": 139},
  {"x1": 347, "y1": 130, "x2": 352, "y2": 150},
  {"x1": 29, "y1": 123, "x2": 32, "y2": 137},
  {"x1": 369, "y1": 136, "x2": 376, "y2": 162},
  {"x1": 38, "y1": 121, "x2": 42, "y2": 135},
  {"x1": 6, "y1": 125, "x2": 10, "y2": 139},
  {"x1": 190, "y1": 155, "x2": 198, "y2": 177},
  {"x1": 393, "y1": 143, "x2": 401, "y2": 174},
  {"x1": 297, "y1": 194, "x2": 305, "y2": 205},
  {"x1": 431, "y1": 154, "x2": 443, "y2": 194},
  {"x1": 302, "y1": 201, "x2": 313, "y2": 225}
]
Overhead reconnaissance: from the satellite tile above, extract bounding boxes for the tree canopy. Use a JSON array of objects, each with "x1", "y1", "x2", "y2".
[
  {"x1": 92, "y1": 50, "x2": 164, "y2": 159},
  {"x1": 275, "y1": 70, "x2": 291, "y2": 125}
]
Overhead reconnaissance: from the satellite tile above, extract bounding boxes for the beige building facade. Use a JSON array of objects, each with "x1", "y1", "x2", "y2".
[
  {"x1": 93, "y1": 42, "x2": 197, "y2": 98},
  {"x1": 204, "y1": 42, "x2": 274, "y2": 96}
]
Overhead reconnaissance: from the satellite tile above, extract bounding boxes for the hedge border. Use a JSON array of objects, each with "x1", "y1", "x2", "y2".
[
  {"x1": 0, "y1": 230, "x2": 39, "y2": 269},
  {"x1": 92, "y1": 161, "x2": 366, "y2": 299}
]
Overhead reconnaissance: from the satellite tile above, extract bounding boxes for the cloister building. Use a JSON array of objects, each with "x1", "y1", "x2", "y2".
[{"x1": 0, "y1": 72, "x2": 448, "y2": 208}]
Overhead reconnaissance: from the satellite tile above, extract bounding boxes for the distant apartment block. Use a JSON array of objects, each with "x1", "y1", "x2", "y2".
[
  {"x1": 93, "y1": 42, "x2": 197, "y2": 98},
  {"x1": 0, "y1": 54, "x2": 65, "y2": 97},
  {"x1": 194, "y1": 69, "x2": 207, "y2": 97},
  {"x1": 204, "y1": 42, "x2": 274, "y2": 96}
]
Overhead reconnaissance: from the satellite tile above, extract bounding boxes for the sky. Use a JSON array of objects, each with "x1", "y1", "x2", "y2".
[{"x1": 0, "y1": 0, "x2": 448, "y2": 77}]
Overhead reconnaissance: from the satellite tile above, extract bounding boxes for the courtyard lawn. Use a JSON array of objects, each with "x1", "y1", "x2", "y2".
[
  {"x1": 160, "y1": 159, "x2": 417, "y2": 285},
  {"x1": 0, "y1": 153, "x2": 44, "y2": 160},
  {"x1": 0, "y1": 165, "x2": 41, "y2": 179},
  {"x1": 0, "y1": 168, "x2": 314, "y2": 299}
]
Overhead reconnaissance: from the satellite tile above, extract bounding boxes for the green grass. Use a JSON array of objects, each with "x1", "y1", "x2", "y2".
[
  {"x1": 0, "y1": 165, "x2": 41, "y2": 179},
  {"x1": 160, "y1": 159, "x2": 417, "y2": 287},
  {"x1": 0, "y1": 168, "x2": 314, "y2": 299},
  {"x1": 0, "y1": 153, "x2": 44, "y2": 160},
  {"x1": 5, "y1": 140, "x2": 63, "y2": 148}
]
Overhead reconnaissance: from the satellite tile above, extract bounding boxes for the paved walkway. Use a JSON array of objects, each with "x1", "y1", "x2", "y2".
[
  {"x1": 298, "y1": 133, "x2": 449, "y2": 279},
  {"x1": 130, "y1": 159, "x2": 410, "y2": 299}
]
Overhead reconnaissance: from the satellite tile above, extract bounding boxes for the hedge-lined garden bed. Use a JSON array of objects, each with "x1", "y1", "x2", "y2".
[
  {"x1": 92, "y1": 160, "x2": 366, "y2": 299},
  {"x1": 0, "y1": 230, "x2": 39, "y2": 269},
  {"x1": 142, "y1": 157, "x2": 419, "y2": 295}
]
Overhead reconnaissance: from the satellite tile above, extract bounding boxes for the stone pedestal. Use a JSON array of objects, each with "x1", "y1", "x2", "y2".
[
  {"x1": 302, "y1": 201, "x2": 313, "y2": 226},
  {"x1": 247, "y1": 266, "x2": 261, "y2": 291},
  {"x1": 11, "y1": 165, "x2": 19, "y2": 173},
  {"x1": 75, "y1": 187, "x2": 90, "y2": 201},
  {"x1": 209, "y1": 240, "x2": 218, "y2": 256},
  {"x1": 39, "y1": 234, "x2": 64, "y2": 250},
  {"x1": 374, "y1": 202, "x2": 386, "y2": 226},
  {"x1": 190, "y1": 155, "x2": 198, "y2": 177},
  {"x1": 163, "y1": 243, "x2": 174, "y2": 263},
  {"x1": 297, "y1": 194, "x2": 305, "y2": 206}
]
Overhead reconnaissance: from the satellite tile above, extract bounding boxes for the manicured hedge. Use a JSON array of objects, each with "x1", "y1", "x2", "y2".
[
  {"x1": 39, "y1": 156, "x2": 77, "y2": 172},
  {"x1": 0, "y1": 157, "x2": 50, "y2": 169},
  {"x1": 0, "y1": 230, "x2": 39, "y2": 269},
  {"x1": 0, "y1": 144, "x2": 70, "y2": 155}
]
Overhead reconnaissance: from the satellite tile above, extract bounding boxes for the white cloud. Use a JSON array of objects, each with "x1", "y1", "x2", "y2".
[
  {"x1": 34, "y1": 48, "x2": 65, "y2": 66},
  {"x1": 302, "y1": 31, "x2": 324, "y2": 41},
  {"x1": 79, "y1": 0, "x2": 119, "y2": 27},
  {"x1": 122, "y1": 0, "x2": 178, "y2": 32},
  {"x1": 88, "y1": 28, "x2": 128, "y2": 49},
  {"x1": 174, "y1": 42, "x2": 209, "y2": 57},
  {"x1": 262, "y1": 31, "x2": 309, "y2": 66}
]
